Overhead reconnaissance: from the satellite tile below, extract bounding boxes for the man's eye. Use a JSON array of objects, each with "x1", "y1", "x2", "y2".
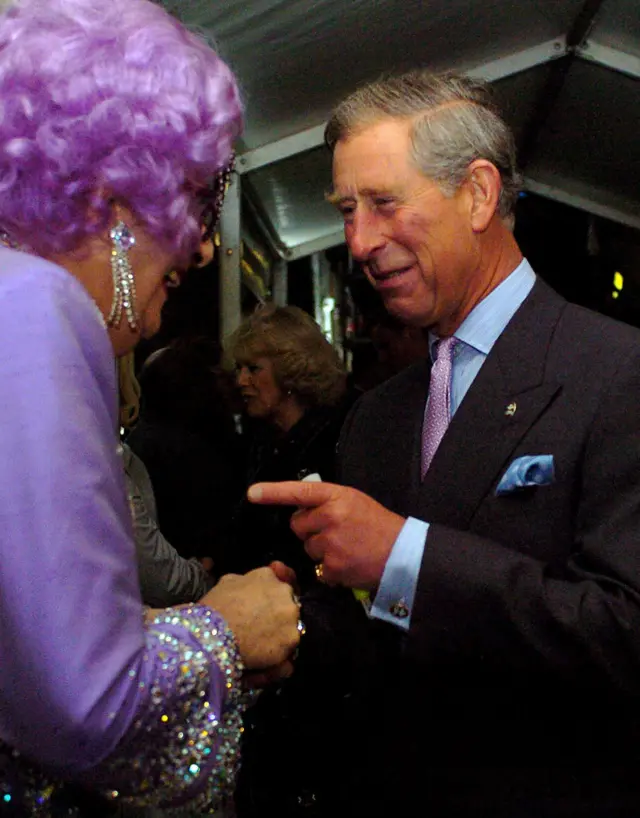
[
  {"x1": 338, "y1": 205, "x2": 355, "y2": 219},
  {"x1": 374, "y1": 198, "x2": 394, "y2": 209}
]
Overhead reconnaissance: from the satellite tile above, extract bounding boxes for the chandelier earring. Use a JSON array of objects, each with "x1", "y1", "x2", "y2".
[{"x1": 107, "y1": 221, "x2": 139, "y2": 331}]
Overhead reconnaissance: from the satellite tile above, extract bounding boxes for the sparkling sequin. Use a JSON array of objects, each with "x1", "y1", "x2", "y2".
[{"x1": 0, "y1": 605, "x2": 246, "y2": 815}]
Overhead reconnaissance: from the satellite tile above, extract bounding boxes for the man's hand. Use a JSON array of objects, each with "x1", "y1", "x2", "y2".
[
  {"x1": 248, "y1": 481, "x2": 405, "y2": 590},
  {"x1": 199, "y1": 567, "x2": 300, "y2": 670},
  {"x1": 268, "y1": 560, "x2": 299, "y2": 591}
]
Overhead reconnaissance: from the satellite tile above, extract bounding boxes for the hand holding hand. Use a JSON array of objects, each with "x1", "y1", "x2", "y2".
[
  {"x1": 268, "y1": 560, "x2": 299, "y2": 591},
  {"x1": 199, "y1": 567, "x2": 300, "y2": 670},
  {"x1": 248, "y1": 481, "x2": 405, "y2": 590}
]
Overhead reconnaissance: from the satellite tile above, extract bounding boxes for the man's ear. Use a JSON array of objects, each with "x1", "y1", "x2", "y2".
[{"x1": 465, "y1": 159, "x2": 502, "y2": 233}]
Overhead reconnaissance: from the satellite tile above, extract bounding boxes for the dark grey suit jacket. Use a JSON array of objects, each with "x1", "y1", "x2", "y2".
[{"x1": 338, "y1": 279, "x2": 640, "y2": 817}]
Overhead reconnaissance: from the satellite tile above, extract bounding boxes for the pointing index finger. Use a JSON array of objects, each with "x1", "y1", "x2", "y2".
[{"x1": 247, "y1": 480, "x2": 333, "y2": 507}]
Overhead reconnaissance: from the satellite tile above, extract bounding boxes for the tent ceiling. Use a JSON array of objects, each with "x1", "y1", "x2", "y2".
[
  {"x1": 592, "y1": 0, "x2": 640, "y2": 56},
  {"x1": 166, "y1": 0, "x2": 640, "y2": 258}
]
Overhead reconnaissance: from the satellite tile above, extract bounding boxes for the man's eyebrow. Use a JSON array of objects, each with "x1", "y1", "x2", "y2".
[{"x1": 326, "y1": 188, "x2": 391, "y2": 206}]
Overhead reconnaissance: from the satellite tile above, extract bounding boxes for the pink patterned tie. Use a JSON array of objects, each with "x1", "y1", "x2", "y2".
[{"x1": 421, "y1": 336, "x2": 457, "y2": 479}]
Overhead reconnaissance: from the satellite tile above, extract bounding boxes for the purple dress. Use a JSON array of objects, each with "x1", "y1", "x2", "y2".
[{"x1": 0, "y1": 247, "x2": 244, "y2": 814}]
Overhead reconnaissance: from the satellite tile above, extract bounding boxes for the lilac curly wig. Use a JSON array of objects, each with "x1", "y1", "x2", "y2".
[{"x1": 0, "y1": 0, "x2": 243, "y2": 261}]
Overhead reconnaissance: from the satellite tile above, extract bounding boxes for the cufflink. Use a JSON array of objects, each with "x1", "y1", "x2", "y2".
[{"x1": 389, "y1": 600, "x2": 409, "y2": 619}]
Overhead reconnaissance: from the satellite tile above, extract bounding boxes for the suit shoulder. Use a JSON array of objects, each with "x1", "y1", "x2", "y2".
[{"x1": 560, "y1": 301, "x2": 640, "y2": 354}]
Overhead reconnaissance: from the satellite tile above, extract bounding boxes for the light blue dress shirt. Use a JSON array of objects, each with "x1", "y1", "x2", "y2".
[{"x1": 371, "y1": 259, "x2": 536, "y2": 630}]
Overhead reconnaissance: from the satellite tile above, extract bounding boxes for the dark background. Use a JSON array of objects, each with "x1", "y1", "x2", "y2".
[{"x1": 139, "y1": 191, "x2": 640, "y2": 368}]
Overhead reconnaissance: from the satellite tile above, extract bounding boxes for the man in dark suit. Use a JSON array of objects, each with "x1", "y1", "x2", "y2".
[{"x1": 248, "y1": 70, "x2": 640, "y2": 817}]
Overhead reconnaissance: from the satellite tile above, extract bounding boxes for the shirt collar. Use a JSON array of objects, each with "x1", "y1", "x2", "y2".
[{"x1": 429, "y1": 258, "x2": 536, "y2": 359}]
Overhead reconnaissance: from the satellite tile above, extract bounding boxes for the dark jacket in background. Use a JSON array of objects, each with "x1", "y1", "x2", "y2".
[
  {"x1": 127, "y1": 420, "x2": 243, "y2": 564},
  {"x1": 220, "y1": 392, "x2": 358, "y2": 590},
  {"x1": 127, "y1": 341, "x2": 245, "y2": 566},
  {"x1": 229, "y1": 390, "x2": 390, "y2": 818}
]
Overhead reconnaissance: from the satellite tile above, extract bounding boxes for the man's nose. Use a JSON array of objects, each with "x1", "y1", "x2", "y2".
[
  {"x1": 236, "y1": 366, "x2": 250, "y2": 386},
  {"x1": 347, "y1": 211, "x2": 385, "y2": 261}
]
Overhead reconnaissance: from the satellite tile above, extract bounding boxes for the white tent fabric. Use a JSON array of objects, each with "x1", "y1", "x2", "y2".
[{"x1": 163, "y1": 0, "x2": 640, "y2": 278}]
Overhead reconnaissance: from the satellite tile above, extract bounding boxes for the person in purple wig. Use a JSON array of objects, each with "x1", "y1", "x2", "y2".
[{"x1": 0, "y1": 0, "x2": 302, "y2": 815}]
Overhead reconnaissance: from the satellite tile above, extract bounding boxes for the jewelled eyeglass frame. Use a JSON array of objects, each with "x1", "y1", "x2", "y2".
[{"x1": 197, "y1": 153, "x2": 236, "y2": 242}]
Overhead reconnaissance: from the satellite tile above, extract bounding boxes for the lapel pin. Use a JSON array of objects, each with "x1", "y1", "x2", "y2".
[{"x1": 505, "y1": 402, "x2": 517, "y2": 417}]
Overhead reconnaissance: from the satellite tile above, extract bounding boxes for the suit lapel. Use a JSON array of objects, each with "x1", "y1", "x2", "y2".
[{"x1": 416, "y1": 279, "x2": 566, "y2": 528}]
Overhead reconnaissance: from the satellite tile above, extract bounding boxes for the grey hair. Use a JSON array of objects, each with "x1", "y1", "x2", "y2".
[{"x1": 325, "y1": 70, "x2": 522, "y2": 224}]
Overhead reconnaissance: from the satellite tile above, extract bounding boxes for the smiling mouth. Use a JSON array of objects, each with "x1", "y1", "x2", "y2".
[{"x1": 370, "y1": 265, "x2": 412, "y2": 282}]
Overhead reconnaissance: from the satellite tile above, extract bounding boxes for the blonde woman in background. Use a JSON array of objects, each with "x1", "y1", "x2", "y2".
[
  {"x1": 222, "y1": 305, "x2": 351, "y2": 588},
  {"x1": 223, "y1": 306, "x2": 364, "y2": 818}
]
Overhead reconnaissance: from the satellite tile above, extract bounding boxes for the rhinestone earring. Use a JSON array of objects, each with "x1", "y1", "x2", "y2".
[{"x1": 107, "y1": 221, "x2": 139, "y2": 331}]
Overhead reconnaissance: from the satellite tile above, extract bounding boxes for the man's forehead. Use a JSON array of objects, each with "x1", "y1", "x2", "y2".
[
  {"x1": 330, "y1": 124, "x2": 412, "y2": 197},
  {"x1": 329, "y1": 164, "x2": 410, "y2": 205}
]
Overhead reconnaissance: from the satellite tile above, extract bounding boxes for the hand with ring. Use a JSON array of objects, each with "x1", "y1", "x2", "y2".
[
  {"x1": 248, "y1": 481, "x2": 405, "y2": 589},
  {"x1": 199, "y1": 565, "x2": 301, "y2": 688}
]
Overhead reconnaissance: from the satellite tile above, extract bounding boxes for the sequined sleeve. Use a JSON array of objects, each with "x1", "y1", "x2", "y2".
[
  {"x1": 0, "y1": 605, "x2": 247, "y2": 816},
  {"x1": 0, "y1": 252, "x2": 249, "y2": 815},
  {"x1": 88, "y1": 605, "x2": 245, "y2": 812}
]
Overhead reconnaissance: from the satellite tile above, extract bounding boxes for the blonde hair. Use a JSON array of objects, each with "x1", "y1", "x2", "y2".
[
  {"x1": 228, "y1": 305, "x2": 346, "y2": 409},
  {"x1": 117, "y1": 352, "x2": 141, "y2": 429}
]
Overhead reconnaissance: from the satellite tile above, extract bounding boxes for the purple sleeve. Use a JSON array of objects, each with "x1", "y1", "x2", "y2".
[{"x1": 0, "y1": 252, "x2": 244, "y2": 809}]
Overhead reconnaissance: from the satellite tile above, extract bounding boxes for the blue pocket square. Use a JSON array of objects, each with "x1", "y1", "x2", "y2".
[{"x1": 495, "y1": 455, "x2": 555, "y2": 496}]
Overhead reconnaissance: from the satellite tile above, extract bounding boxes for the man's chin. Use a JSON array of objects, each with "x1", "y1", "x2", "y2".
[{"x1": 383, "y1": 298, "x2": 434, "y2": 330}]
